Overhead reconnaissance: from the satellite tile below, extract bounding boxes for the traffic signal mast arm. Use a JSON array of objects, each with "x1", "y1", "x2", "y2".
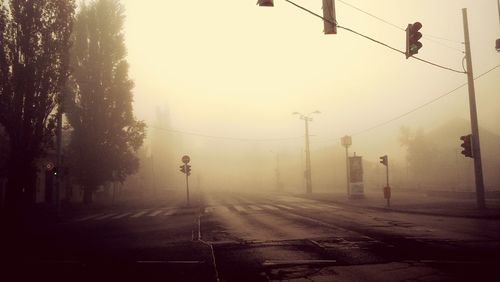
[{"x1": 257, "y1": 1, "x2": 464, "y2": 73}]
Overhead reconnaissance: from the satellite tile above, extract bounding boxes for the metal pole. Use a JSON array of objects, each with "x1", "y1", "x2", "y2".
[
  {"x1": 345, "y1": 146, "x2": 349, "y2": 198},
  {"x1": 276, "y1": 153, "x2": 281, "y2": 191},
  {"x1": 185, "y1": 165, "x2": 190, "y2": 207},
  {"x1": 386, "y1": 161, "x2": 390, "y2": 207},
  {"x1": 462, "y1": 8, "x2": 486, "y2": 209},
  {"x1": 304, "y1": 118, "x2": 312, "y2": 194}
]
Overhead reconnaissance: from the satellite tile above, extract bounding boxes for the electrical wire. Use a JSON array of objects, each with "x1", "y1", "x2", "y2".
[
  {"x1": 336, "y1": 0, "x2": 465, "y2": 53},
  {"x1": 283, "y1": 0, "x2": 465, "y2": 74},
  {"x1": 148, "y1": 64, "x2": 498, "y2": 144},
  {"x1": 350, "y1": 64, "x2": 500, "y2": 136},
  {"x1": 149, "y1": 126, "x2": 303, "y2": 142}
]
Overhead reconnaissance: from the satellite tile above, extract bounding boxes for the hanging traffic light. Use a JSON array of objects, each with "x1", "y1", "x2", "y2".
[
  {"x1": 460, "y1": 134, "x2": 473, "y2": 158},
  {"x1": 257, "y1": 0, "x2": 273, "y2": 6},
  {"x1": 322, "y1": 0, "x2": 337, "y2": 34},
  {"x1": 379, "y1": 155, "x2": 388, "y2": 166},
  {"x1": 406, "y1": 22, "x2": 423, "y2": 58},
  {"x1": 180, "y1": 165, "x2": 186, "y2": 174}
]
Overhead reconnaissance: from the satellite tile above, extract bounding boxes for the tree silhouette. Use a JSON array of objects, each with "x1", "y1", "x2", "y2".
[
  {"x1": 66, "y1": 0, "x2": 145, "y2": 204},
  {"x1": 0, "y1": 0, "x2": 75, "y2": 209}
]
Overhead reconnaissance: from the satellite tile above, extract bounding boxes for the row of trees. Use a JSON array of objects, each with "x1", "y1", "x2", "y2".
[{"x1": 0, "y1": 0, "x2": 145, "y2": 209}]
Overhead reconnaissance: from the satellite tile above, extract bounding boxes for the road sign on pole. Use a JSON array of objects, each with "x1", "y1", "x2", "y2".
[{"x1": 182, "y1": 155, "x2": 190, "y2": 164}]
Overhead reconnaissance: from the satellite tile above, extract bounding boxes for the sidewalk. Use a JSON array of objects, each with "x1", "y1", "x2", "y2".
[{"x1": 299, "y1": 190, "x2": 500, "y2": 219}]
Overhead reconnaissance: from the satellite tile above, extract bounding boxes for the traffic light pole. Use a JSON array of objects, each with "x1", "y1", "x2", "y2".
[
  {"x1": 462, "y1": 8, "x2": 486, "y2": 209},
  {"x1": 185, "y1": 168, "x2": 190, "y2": 207},
  {"x1": 304, "y1": 118, "x2": 312, "y2": 194}
]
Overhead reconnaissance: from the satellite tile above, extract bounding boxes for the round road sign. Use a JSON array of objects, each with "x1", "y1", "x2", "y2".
[{"x1": 182, "y1": 155, "x2": 190, "y2": 164}]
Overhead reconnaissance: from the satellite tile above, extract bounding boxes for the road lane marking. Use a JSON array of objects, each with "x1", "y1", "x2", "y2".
[
  {"x1": 164, "y1": 209, "x2": 177, "y2": 216},
  {"x1": 261, "y1": 204, "x2": 279, "y2": 210},
  {"x1": 248, "y1": 205, "x2": 263, "y2": 211},
  {"x1": 289, "y1": 203, "x2": 315, "y2": 209},
  {"x1": 233, "y1": 205, "x2": 247, "y2": 212},
  {"x1": 148, "y1": 210, "x2": 164, "y2": 217},
  {"x1": 95, "y1": 212, "x2": 119, "y2": 220},
  {"x1": 75, "y1": 213, "x2": 105, "y2": 221},
  {"x1": 204, "y1": 207, "x2": 215, "y2": 213},
  {"x1": 131, "y1": 210, "x2": 149, "y2": 218},
  {"x1": 111, "y1": 212, "x2": 132, "y2": 219},
  {"x1": 217, "y1": 206, "x2": 231, "y2": 213},
  {"x1": 275, "y1": 204, "x2": 294, "y2": 210}
]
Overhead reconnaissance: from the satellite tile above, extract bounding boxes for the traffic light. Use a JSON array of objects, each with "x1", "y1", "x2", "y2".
[
  {"x1": 460, "y1": 134, "x2": 473, "y2": 158},
  {"x1": 186, "y1": 165, "x2": 191, "y2": 176},
  {"x1": 257, "y1": 0, "x2": 273, "y2": 6},
  {"x1": 52, "y1": 166, "x2": 58, "y2": 176},
  {"x1": 379, "y1": 155, "x2": 388, "y2": 166},
  {"x1": 322, "y1": 0, "x2": 337, "y2": 34},
  {"x1": 180, "y1": 165, "x2": 186, "y2": 174},
  {"x1": 406, "y1": 22, "x2": 423, "y2": 58}
]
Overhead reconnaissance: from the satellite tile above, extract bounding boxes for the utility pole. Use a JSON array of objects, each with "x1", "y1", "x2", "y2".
[
  {"x1": 304, "y1": 117, "x2": 312, "y2": 194},
  {"x1": 462, "y1": 8, "x2": 486, "y2": 209},
  {"x1": 276, "y1": 152, "x2": 281, "y2": 191},
  {"x1": 293, "y1": 111, "x2": 320, "y2": 194}
]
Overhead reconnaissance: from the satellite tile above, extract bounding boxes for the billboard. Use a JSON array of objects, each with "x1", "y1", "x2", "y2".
[{"x1": 349, "y1": 156, "x2": 364, "y2": 198}]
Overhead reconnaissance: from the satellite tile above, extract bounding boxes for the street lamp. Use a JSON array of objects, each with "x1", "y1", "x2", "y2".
[{"x1": 293, "y1": 111, "x2": 320, "y2": 194}]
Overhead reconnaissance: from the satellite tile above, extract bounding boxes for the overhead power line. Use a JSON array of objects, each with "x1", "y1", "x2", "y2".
[
  {"x1": 284, "y1": 0, "x2": 466, "y2": 73},
  {"x1": 149, "y1": 126, "x2": 303, "y2": 142},
  {"x1": 336, "y1": 0, "x2": 465, "y2": 54},
  {"x1": 350, "y1": 64, "x2": 500, "y2": 136}
]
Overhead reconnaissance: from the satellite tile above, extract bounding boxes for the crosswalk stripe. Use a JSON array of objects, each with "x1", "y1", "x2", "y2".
[
  {"x1": 262, "y1": 204, "x2": 279, "y2": 210},
  {"x1": 131, "y1": 210, "x2": 149, "y2": 218},
  {"x1": 111, "y1": 212, "x2": 132, "y2": 219},
  {"x1": 275, "y1": 204, "x2": 294, "y2": 210},
  {"x1": 289, "y1": 203, "x2": 314, "y2": 209},
  {"x1": 164, "y1": 209, "x2": 177, "y2": 216},
  {"x1": 217, "y1": 206, "x2": 231, "y2": 213},
  {"x1": 248, "y1": 205, "x2": 263, "y2": 211},
  {"x1": 75, "y1": 213, "x2": 105, "y2": 221},
  {"x1": 148, "y1": 210, "x2": 164, "y2": 217},
  {"x1": 233, "y1": 205, "x2": 247, "y2": 212},
  {"x1": 95, "y1": 212, "x2": 119, "y2": 220}
]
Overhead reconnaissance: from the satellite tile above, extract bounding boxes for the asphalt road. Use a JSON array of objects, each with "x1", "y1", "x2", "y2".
[{"x1": 3, "y1": 190, "x2": 500, "y2": 281}]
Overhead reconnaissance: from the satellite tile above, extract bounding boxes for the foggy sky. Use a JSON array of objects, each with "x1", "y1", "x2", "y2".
[{"x1": 120, "y1": 0, "x2": 500, "y2": 166}]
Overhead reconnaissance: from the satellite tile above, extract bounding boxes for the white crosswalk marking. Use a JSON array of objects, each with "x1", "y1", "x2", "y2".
[
  {"x1": 111, "y1": 212, "x2": 132, "y2": 219},
  {"x1": 164, "y1": 209, "x2": 177, "y2": 216},
  {"x1": 262, "y1": 204, "x2": 279, "y2": 210},
  {"x1": 233, "y1": 205, "x2": 247, "y2": 212},
  {"x1": 217, "y1": 206, "x2": 231, "y2": 213},
  {"x1": 290, "y1": 203, "x2": 315, "y2": 209},
  {"x1": 131, "y1": 210, "x2": 149, "y2": 218},
  {"x1": 148, "y1": 210, "x2": 164, "y2": 217},
  {"x1": 75, "y1": 213, "x2": 105, "y2": 221},
  {"x1": 95, "y1": 212, "x2": 119, "y2": 220},
  {"x1": 275, "y1": 204, "x2": 294, "y2": 210},
  {"x1": 248, "y1": 205, "x2": 263, "y2": 211}
]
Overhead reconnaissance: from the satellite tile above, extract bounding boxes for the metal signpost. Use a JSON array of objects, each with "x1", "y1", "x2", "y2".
[
  {"x1": 341, "y1": 136, "x2": 352, "y2": 198},
  {"x1": 379, "y1": 155, "x2": 390, "y2": 207},
  {"x1": 180, "y1": 155, "x2": 191, "y2": 207}
]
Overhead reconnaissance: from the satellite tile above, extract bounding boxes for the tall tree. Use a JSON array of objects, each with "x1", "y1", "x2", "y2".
[
  {"x1": 66, "y1": 0, "x2": 145, "y2": 204},
  {"x1": 0, "y1": 0, "x2": 75, "y2": 209}
]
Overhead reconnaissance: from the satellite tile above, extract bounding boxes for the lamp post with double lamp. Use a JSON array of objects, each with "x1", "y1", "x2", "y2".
[{"x1": 293, "y1": 111, "x2": 320, "y2": 194}]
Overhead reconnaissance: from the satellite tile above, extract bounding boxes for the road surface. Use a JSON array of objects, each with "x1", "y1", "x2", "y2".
[{"x1": 3, "y1": 190, "x2": 499, "y2": 281}]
